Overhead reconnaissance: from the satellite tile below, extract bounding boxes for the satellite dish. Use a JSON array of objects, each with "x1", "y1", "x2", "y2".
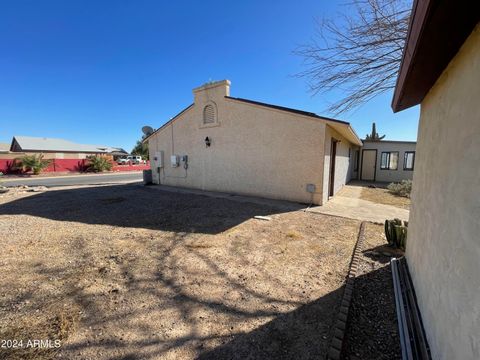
[{"x1": 142, "y1": 126, "x2": 154, "y2": 136}]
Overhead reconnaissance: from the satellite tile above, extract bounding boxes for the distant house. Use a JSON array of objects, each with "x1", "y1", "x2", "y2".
[
  {"x1": 358, "y1": 140, "x2": 416, "y2": 182},
  {"x1": 10, "y1": 136, "x2": 127, "y2": 158},
  {"x1": 392, "y1": 1, "x2": 479, "y2": 359},
  {"x1": 143, "y1": 80, "x2": 363, "y2": 205},
  {"x1": 0, "y1": 136, "x2": 128, "y2": 173}
]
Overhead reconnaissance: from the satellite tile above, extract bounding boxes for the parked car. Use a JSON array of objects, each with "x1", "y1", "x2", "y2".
[{"x1": 117, "y1": 155, "x2": 145, "y2": 165}]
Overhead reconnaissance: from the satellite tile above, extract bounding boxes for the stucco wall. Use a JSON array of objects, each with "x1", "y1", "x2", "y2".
[
  {"x1": 361, "y1": 141, "x2": 416, "y2": 182},
  {"x1": 406, "y1": 25, "x2": 480, "y2": 360},
  {"x1": 148, "y1": 81, "x2": 331, "y2": 204},
  {"x1": 322, "y1": 126, "x2": 358, "y2": 204}
]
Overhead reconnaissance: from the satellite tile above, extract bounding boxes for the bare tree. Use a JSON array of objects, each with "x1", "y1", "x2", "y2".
[{"x1": 295, "y1": 0, "x2": 411, "y2": 114}]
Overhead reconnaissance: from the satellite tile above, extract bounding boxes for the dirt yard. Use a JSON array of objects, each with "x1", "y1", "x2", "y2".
[
  {"x1": 0, "y1": 184, "x2": 360, "y2": 360},
  {"x1": 358, "y1": 186, "x2": 411, "y2": 210}
]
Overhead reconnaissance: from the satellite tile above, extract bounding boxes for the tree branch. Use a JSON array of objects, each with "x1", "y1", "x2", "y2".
[{"x1": 294, "y1": 0, "x2": 411, "y2": 114}]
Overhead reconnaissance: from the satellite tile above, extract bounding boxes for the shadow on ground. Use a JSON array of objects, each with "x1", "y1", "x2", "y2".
[
  {"x1": 362, "y1": 244, "x2": 404, "y2": 264},
  {"x1": 0, "y1": 184, "x2": 298, "y2": 234},
  {"x1": 0, "y1": 184, "x2": 361, "y2": 360},
  {"x1": 347, "y1": 180, "x2": 389, "y2": 189},
  {"x1": 197, "y1": 287, "x2": 342, "y2": 360}
]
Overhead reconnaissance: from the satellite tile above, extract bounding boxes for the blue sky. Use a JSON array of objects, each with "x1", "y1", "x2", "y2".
[{"x1": 0, "y1": 0, "x2": 418, "y2": 152}]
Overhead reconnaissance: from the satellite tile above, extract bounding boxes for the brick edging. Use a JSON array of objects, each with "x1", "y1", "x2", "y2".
[{"x1": 327, "y1": 221, "x2": 367, "y2": 360}]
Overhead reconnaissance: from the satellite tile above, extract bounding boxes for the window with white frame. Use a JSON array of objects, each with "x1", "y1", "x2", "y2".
[
  {"x1": 380, "y1": 151, "x2": 399, "y2": 170},
  {"x1": 404, "y1": 151, "x2": 415, "y2": 170}
]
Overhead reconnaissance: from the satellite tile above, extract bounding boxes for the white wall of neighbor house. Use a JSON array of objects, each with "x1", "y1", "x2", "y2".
[
  {"x1": 322, "y1": 125, "x2": 359, "y2": 204},
  {"x1": 148, "y1": 80, "x2": 331, "y2": 204},
  {"x1": 406, "y1": 26, "x2": 480, "y2": 360},
  {"x1": 361, "y1": 141, "x2": 416, "y2": 182}
]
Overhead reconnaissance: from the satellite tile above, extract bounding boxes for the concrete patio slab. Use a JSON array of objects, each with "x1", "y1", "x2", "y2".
[{"x1": 307, "y1": 185, "x2": 409, "y2": 223}]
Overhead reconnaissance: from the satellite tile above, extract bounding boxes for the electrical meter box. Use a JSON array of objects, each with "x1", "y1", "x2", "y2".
[
  {"x1": 171, "y1": 155, "x2": 179, "y2": 168},
  {"x1": 154, "y1": 151, "x2": 164, "y2": 168}
]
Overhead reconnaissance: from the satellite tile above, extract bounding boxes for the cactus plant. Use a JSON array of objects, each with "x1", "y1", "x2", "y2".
[
  {"x1": 385, "y1": 218, "x2": 407, "y2": 250},
  {"x1": 385, "y1": 219, "x2": 393, "y2": 245},
  {"x1": 365, "y1": 122, "x2": 386, "y2": 141},
  {"x1": 397, "y1": 226, "x2": 407, "y2": 249}
]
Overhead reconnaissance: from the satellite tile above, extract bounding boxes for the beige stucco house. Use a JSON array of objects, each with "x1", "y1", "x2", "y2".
[
  {"x1": 359, "y1": 140, "x2": 416, "y2": 182},
  {"x1": 392, "y1": 1, "x2": 479, "y2": 359},
  {"x1": 144, "y1": 80, "x2": 362, "y2": 205}
]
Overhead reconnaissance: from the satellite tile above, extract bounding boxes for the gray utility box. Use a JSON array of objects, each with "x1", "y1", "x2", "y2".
[{"x1": 143, "y1": 169, "x2": 152, "y2": 185}]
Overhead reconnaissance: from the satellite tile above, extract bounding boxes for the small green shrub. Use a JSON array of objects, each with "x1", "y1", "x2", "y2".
[
  {"x1": 19, "y1": 154, "x2": 52, "y2": 175},
  {"x1": 387, "y1": 179, "x2": 412, "y2": 198},
  {"x1": 86, "y1": 155, "x2": 113, "y2": 172}
]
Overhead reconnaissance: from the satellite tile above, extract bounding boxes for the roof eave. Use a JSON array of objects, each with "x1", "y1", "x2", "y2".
[
  {"x1": 225, "y1": 96, "x2": 350, "y2": 125},
  {"x1": 225, "y1": 96, "x2": 362, "y2": 145},
  {"x1": 142, "y1": 104, "x2": 194, "y2": 143},
  {"x1": 325, "y1": 121, "x2": 363, "y2": 146},
  {"x1": 392, "y1": 0, "x2": 480, "y2": 112}
]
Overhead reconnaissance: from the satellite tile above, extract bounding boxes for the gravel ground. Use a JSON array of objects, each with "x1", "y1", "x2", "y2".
[
  {"x1": 342, "y1": 223, "x2": 403, "y2": 360},
  {"x1": 0, "y1": 184, "x2": 360, "y2": 360}
]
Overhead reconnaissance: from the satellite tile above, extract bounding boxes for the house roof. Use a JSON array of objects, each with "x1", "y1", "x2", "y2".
[
  {"x1": 362, "y1": 139, "x2": 417, "y2": 144},
  {"x1": 143, "y1": 97, "x2": 363, "y2": 146},
  {"x1": 142, "y1": 104, "x2": 194, "y2": 143},
  {"x1": 225, "y1": 96, "x2": 350, "y2": 125},
  {"x1": 225, "y1": 96, "x2": 362, "y2": 146},
  {"x1": 10, "y1": 136, "x2": 127, "y2": 154},
  {"x1": 392, "y1": 0, "x2": 480, "y2": 112}
]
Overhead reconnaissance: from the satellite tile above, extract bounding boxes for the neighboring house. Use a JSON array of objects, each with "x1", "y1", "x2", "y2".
[
  {"x1": 9, "y1": 136, "x2": 127, "y2": 157},
  {"x1": 392, "y1": 1, "x2": 479, "y2": 359},
  {"x1": 359, "y1": 140, "x2": 416, "y2": 182},
  {"x1": 0, "y1": 136, "x2": 128, "y2": 173},
  {"x1": 143, "y1": 80, "x2": 362, "y2": 205}
]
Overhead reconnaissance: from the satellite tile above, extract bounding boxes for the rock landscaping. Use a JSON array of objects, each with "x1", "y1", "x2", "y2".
[{"x1": 341, "y1": 223, "x2": 403, "y2": 360}]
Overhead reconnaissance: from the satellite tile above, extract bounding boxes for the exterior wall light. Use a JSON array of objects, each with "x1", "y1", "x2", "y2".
[{"x1": 205, "y1": 137, "x2": 211, "y2": 147}]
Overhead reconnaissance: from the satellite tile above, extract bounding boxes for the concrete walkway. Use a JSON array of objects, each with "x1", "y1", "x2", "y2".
[{"x1": 307, "y1": 185, "x2": 409, "y2": 223}]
